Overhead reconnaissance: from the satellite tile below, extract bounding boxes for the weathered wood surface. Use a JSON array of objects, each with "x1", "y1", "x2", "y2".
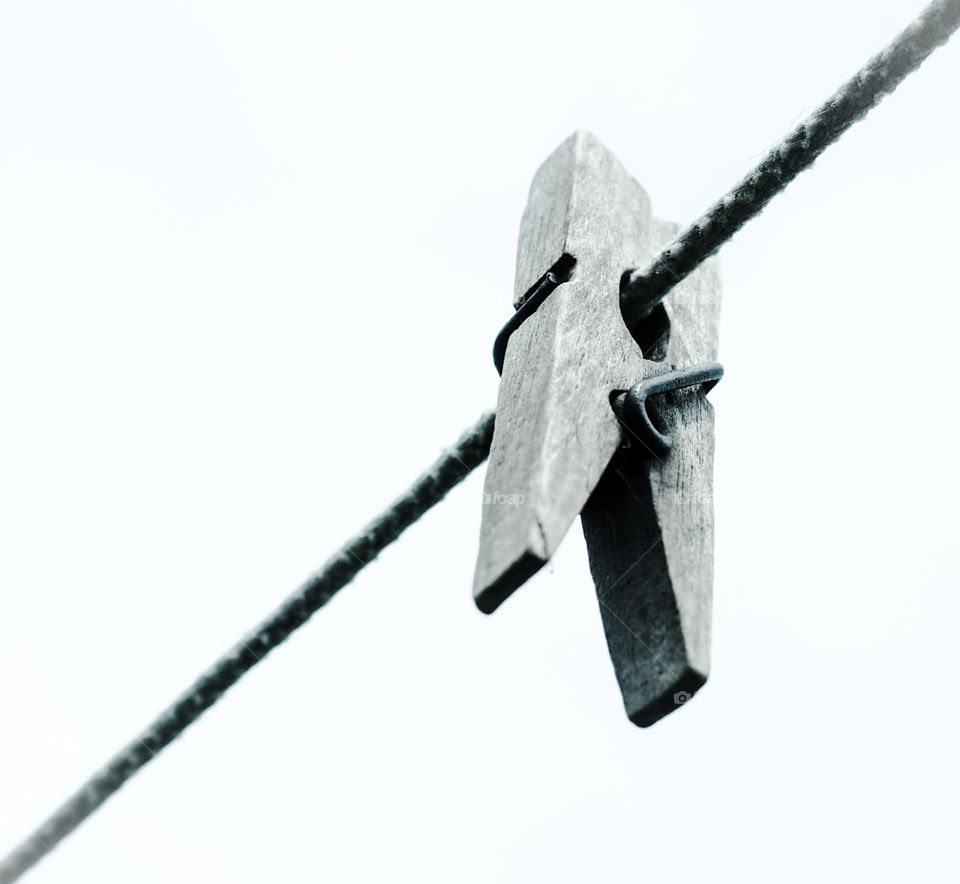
[
  {"x1": 474, "y1": 131, "x2": 663, "y2": 613},
  {"x1": 473, "y1": 130, "x2": 721, "y2": 727},
  {"x1": 581, "y1": 242, "x2": 720, "y2": 726}
]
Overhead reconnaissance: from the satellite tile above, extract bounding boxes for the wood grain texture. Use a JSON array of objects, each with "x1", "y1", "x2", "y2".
[
  {"x1": 473, "y1": 131, "x2": 718, "y2": 619},
  {"x1": 474, "y1": 130, "x2": 721, "y2": 727},
  {"x1": 581, "y1": 212, "x2": 721, "y2": 728},
  {"x1": 474, "y1": 131, "x2": 650, "y2": 613}
]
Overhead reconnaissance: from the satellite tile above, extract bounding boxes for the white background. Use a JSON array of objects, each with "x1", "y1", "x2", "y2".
[{"x1": 1, "y1": 1, "x2": 958, "y2": 881}]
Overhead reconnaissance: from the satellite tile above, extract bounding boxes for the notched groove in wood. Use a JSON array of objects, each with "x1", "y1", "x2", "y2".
[
  {"x1": 627, "y1": 300, "x2": 671, "y2": 362},
  {"x1": 515, "y1": 252, "x2": 576, "y2": 309}
]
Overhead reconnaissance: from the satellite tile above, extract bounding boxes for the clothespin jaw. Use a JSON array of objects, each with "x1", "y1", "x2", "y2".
[
  {"x1": 474, "y1": 130, "x2": 661, "y2": 613},
  {"x1": 474, "y1": 130, "x2": 721, "y2": 727},
  {"x1": 582, "y1": 304, "x2": 721, "y2": 727}
]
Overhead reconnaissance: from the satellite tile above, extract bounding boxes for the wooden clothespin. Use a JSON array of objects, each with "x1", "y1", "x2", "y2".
[{"x1": 474, "y1": 131, "x2": 722, "y2": 727}]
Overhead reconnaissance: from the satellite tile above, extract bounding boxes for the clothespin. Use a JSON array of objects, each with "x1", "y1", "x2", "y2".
[{"x1": 474, "y1": 131, "x2": 722, "y2": 727}]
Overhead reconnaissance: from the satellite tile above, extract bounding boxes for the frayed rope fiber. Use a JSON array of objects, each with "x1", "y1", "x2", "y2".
[
  {"x1": 0, "y1": 412, "x2": 495, "y2": 884},
  {"x1": 4, "y1": 0, "x2": 960, "y2": 880},
  {"x1": 620, "y1": 0, "x2": 960, "y2": 330}
]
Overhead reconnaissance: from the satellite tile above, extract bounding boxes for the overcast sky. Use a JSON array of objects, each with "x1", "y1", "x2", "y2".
[{"x1": 2, "y1": 1, "x2": 959, "y2": 881}]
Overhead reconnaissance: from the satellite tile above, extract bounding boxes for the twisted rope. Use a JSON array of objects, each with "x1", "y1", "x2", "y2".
[
  {"x1": 620, "y1": 0, "x2": 960, "y2": 330},
  {"x1": 0, "y1": 411, "x2": 495, "y2": 884}
]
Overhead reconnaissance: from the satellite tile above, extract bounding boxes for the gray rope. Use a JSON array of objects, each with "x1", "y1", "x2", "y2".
[
  {"x1": 0, "y1": 411, "x2": 495, "y2": 884},
  {"x1": 620, "y1": 0, "x2": 960, "y2": 330},
  {"x1": 5, "y1": 1, "x2": 960, "y2": 880}
]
